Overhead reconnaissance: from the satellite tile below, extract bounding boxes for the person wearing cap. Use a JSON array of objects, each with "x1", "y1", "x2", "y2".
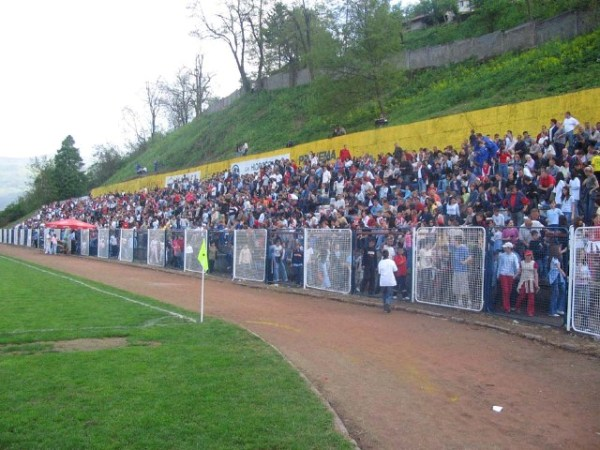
[
  {"x1": 515, "y1": 250, "x2": 539, "y2": 317},
  {"x1": 496, "y1": 241, "x2": 520, "y2": 313}
]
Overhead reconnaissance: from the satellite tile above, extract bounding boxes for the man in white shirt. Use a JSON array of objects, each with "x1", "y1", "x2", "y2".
[
  {"x1": 378, "y1": 249, "x2": 398, "y2": 313},
  {"x1": 563, "y1": 111, "x2": 580, "y2": 150}
]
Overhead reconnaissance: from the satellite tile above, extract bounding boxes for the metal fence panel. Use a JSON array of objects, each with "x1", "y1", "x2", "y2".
[
  {"x1": 18, "y1": 229, "x2": 25, "y2": 246},
  {"x1": 184, "y1": 229, "x2": 207, "y2": 273},
  {"x1": 80, "y1": 230, "x2": 89, "y2": 256},
  {"x1": 166, "y1": 230, "x2": 185, "y2": 270},
  {"x1": 304, "y1": 229, "x2": 352, "y2": 294},
  {"x1": 414, "y1": 227, "x2": 485, "y2": 311},
  {"x1": 233, "y1": 229, "x2": 267, "y2": 282},
  {"x1": 484, "y1": 226, "x2": 569, "y2": 325},
  {"x1": 132, "y1": 230, "x2": 147, "y2": 264},
  {"x1": 147, "y1": 229, "x2": 166, "y2": 267},
  {"x1": 571, "y1": 227, "x2": 600, "y2": 337},
  {"x1": 207, "y1": 230, "x2": 234, "y2": 276},
  {"x1": 268, "y1": 229, "x2": 305, "y2": 286},
  {"x1": 119, "y1": 229, "x2": 134, "y2": 262},
  {"x1": 97, "y1": 229, "x2": 110, "y2": 259},
  {"x1": 354, "y1": 228, "x2": 413, "y2": 298},
  {"x1": 26, "y1": 230, "x2": 32, "y2": 247}
]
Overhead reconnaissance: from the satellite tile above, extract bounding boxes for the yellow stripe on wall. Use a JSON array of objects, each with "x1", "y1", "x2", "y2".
[{"x1": 91, "y1": 87, "x2": 600, "y2": 197}]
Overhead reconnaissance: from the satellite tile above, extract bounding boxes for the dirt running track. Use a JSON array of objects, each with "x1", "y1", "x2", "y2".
[{"x1": 2, "y1": 246, "x2": 599, "y2": 450}]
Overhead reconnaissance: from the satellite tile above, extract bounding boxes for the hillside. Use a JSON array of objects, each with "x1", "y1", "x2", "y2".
[{"x1": 106, "y1": 28, "x2": 600, "y2": 185}]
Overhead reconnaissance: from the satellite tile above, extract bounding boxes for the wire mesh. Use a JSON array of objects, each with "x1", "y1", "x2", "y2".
[
  {"x1": 147, "y1": 229, "x2": 166, "y2": 267},
  {"x1": 80, "y1": 230, "x2": 90, "y2": 256},
  {"x1": 414, "y1": 227, "x2": 485, "y2": 311},
  {"x1": 571, "y1": 227, "x2": 600, "y2": 337},
  {"x1": 97, "y1": 229, "x2": 110, "y2": 258},
  {"x1": 119, "y1": 229, "x2": 134, "y2": 262},
  {"x1": 234, "y1": 229, "x2": 267, "y2": 282},
  {"x1": 184, "y1": 229, "x2": 207, "y2": 273},
  {"x1": 304, "y1": 229, "x2": 352, "y2": 294}
]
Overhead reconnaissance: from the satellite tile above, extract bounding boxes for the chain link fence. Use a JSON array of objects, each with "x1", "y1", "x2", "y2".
[
  {"x1": 233, "y1": 229, "x2": 267, "y2": 282},
  {"x1": 147, "y1": 229, "x2": 166, "y2": 267},
  {"x1": 304, "y1": 229, "x2": 352, "y2": 294},
  {"x1": 184, "y1": 229, "x2": 207, "y2": 273},
  {"x1": 97, "y1": 229, "x2": 110, "y2": 258},
  {"x1": 571, "y1": 227, "x2": 600, "y2": 337},
  {"x1": 119, "y1": 229, "x2": 134, "y2": 262},
  {"x1": 80, "y1": 230, "x2": 90, "y2": 256},
  {"x1": 414, "y1": 227, "x2": 485, "y2": 311}
]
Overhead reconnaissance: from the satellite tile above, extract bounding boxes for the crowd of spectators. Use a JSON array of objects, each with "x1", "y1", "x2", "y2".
[{"x1": 21, "y1": 113, "x2": 600, "y2": 238}]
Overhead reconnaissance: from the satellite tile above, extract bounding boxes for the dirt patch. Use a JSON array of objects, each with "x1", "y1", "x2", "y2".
[{"x1": 53, "y1": 337, "x2": 129, "y2": 352}]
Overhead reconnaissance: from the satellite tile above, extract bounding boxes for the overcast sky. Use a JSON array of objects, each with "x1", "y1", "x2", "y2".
[{"x1": 0, "y1": 0, "x2": 414, "y2": 168}]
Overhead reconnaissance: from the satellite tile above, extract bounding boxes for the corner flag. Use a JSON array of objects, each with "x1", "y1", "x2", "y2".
[{"x1": 197, "y1": 239, "x2": 209, "y2": 273}]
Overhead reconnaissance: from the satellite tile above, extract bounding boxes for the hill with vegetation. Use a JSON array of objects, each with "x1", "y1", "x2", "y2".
[{"x1": 109, "y1": 28, "x2": 600, "y2": 184}]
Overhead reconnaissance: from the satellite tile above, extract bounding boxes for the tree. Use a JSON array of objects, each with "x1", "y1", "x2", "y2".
[
  {"x1": 192, "y1": 54, "x2": 213, "y2": 118},
  {"x1": 322, "y1": 0, "x2": 404, "y2": 115},
  {"x1": 246, "y1": 0, "x2": 269, "y2": 89},
  {"x1": 52, "y1": 136, "x2": 87, "y2": 200},
  {"x1": 86, "y1": 144, "x2": 123, "y2": 189},
  {"x1": 145, "y1": 80, "x2": 162, "y2": 137},
  {"x1": 263, "y1": 1, "x2": 337, "y2": 83},
  {"x1": 160, "y1": 68, "x2": 196, "y2": 129},
  {"x1": 192, "y1": 0, "x2": 255, "y2": 93},
  {"x1": 28, "y1": 156, "x2": 57, "y2": 207}
]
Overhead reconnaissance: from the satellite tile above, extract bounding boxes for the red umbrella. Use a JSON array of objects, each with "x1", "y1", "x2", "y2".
[{"x1": 44, "y1": 218, "x2": 97, "y2": 230}]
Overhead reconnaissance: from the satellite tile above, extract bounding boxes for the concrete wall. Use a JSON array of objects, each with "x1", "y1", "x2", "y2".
[{"x1": 206, "y1": 10, "x2": 598, "y2": 113}]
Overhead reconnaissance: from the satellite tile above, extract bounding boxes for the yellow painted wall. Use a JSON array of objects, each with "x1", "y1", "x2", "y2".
[{"x1": 92, "y1": 88, "x2": 600, "y2": 197}]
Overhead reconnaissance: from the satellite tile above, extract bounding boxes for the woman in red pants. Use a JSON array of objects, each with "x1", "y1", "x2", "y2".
[{"x1": 496, "y1": 242, "x2": 520, "y2": 313}]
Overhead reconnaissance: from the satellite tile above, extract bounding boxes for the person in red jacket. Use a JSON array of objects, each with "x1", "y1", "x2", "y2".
[
  {"x1": 340, "y1": 145, "x2": 352, "y2": 163},
  {"x1": 393, "y1": 246, "x2": 409, "y2": 300},
  {"x1": 538, "y1": 167, "x2": 556, "y2": 205}
]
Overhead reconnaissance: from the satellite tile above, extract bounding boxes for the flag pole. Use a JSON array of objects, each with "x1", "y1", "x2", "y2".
[
  {"x1": 197, "y1": 235, "x2": 209, "y2": 324},
  {"x1": 200, "y1": 267, "x2": 205, "y2": 323}
]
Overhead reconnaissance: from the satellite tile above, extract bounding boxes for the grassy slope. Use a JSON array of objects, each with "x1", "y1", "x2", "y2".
[{"x1": 108, "y1": 29, "x2": 600, "y2": 185}]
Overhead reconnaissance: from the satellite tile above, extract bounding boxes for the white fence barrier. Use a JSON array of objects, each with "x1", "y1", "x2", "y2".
[
  {"x1": 414, "y1": 227, "x2": 485, "y2": 311},
  {"x1": 97, "y1": 229, "x2": 110, "y2": 259},
  {"x1": 80, "y1": 230, "x2": 89, "y2": 256},
  {"x1": 147, "y1": 229, "x2": 165, "y2": 267},
  {"x1": 570, "y1": 227, "x2": 600, "y2": 337},
  {"x1": 304, "y1": 229, "x2": 352, "y2": 294},
  {"x1": 233, "y1": 229, "x2": 267, "y2": 282},
  {"x1": 184, "y1": 229, "x2": 207, "y2": 273},
  {"x1": 119, "y1": 229, "x2": 134, "y2": 262}
]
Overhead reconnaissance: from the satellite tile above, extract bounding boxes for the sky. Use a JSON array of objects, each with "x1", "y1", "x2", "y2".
[{"x1": 0, "y1": 0, "x2": 415, "y2": 209}]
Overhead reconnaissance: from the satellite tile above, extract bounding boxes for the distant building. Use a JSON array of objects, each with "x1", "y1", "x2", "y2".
[
  {"x1": 405, "y1": 14, "x2": 430, "y2": 32},
  {"x1": 457, "y1": 0, "x2": 474, "y2": 15}
]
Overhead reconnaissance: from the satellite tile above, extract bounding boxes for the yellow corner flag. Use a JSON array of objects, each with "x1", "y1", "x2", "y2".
[{"x1": 197, "y1": 239, "x2": 209, "y2": 273}]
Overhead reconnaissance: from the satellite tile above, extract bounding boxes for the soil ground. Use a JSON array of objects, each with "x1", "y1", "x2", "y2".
[{"x1": 2, "y1": 245, "x2": 599, "y2": 450}]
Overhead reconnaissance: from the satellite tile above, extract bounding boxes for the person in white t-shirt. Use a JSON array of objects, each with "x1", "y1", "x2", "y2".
[
  {"x1": 378, "y1": 249, "x2": 398, "y2": 313},
  {"x1": 563, "y1": 111, "x2": 580, "y2": 150}
]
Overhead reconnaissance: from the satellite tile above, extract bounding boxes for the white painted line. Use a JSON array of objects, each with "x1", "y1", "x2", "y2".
[{"x1": 0, "y1": 255, "x2": 197, "y2": 324}]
